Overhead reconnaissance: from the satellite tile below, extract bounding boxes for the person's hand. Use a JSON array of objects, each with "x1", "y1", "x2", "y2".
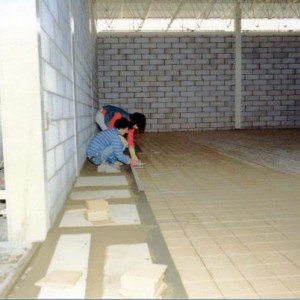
[{"x1": 130, "y1": 158, "x2": 138, "y2": 166}]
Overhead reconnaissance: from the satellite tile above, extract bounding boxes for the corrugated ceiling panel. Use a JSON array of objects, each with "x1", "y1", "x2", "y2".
[
  {"x1": 95, "y1": 0, "x2": 300, "y2": 19},
  {"x1": 148, "y1": 0, "x2": 179, "y2": 18}
]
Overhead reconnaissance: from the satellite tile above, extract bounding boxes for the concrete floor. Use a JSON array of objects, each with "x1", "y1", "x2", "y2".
[
  {"x1": 8, "y1": 162, "x2": 186, "y2": 299},
  {"x1": 0, "y1": 242, "x2": 33, "y2": 297},
  {"x1": 135, "y1": 129, "x2": 300, "y2": 298},
  {"x1": 6, "y1": 128, "x2": 300, "y2": 298}
]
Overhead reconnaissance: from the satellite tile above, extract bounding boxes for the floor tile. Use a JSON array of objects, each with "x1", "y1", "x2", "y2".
[
  {"x1": 238, "y1": 264, "x2": 274, "y2": 279},
  {"x1": 159, "y1": 222, "x2": 182, "y2": 232},
  {"x1": 194, "y1": 243, "x2": 224, "y2": 256},
  {"x1": 248, "y1": 277, "x2": 291, "y2": 296},
  {"x1": 168, "y1": 246, "x2": 197, "y2": 258},
  {"x1": 208, "y1": 265, "x2": 244, "y2": 281},
  {"x1": 70, "y1": 189, "x2": 131, "y2": 200},
  {"x1": 165, "y1": 237, "x2": 191, "y2": 247},
  {"x1": 228, "y1": 253, "x2": 261, "y2": 266},
  {"x1": 255, "y1": 252, "x2": 290, "y2": 264},
  {"x1": 266, "y1": 262, "x2": 300, "y2": 277},
  {"x1": 162, "y1": 230, "x2": 187, "y2": 240},
  {"x1": 201, "y1": 254, "x2": 233, "y2": 267},
  {"x1": 279, "y1": 276, "x2": 300, "y2": 292},
  {"x1": 245, "y1": 242, "x2": 276, "y2": 253},
  {"x1": 216, "y1": 279, "x2": 258, "y2": 298},
  {"x1": 220, "y1": 243, "x2": 251, "y2": 255},
  {"x1": 214, "y1": 236, "x2": 241, "y2": 245},
  {"x1": 179, "y1": 267, "x2": 213, "y2": 282},
  {"x1": 137, "y1": 131, "x2": 300, "y2": 298},
  {"x1": 173, "y1": 256, "x2": 206, "y2": 270},
  {"x1": 74, "y1": 176, "x2": 127, "y2": 187},
  {"x1": 184, "y1": 281, "x2": 223, "y2": 298},
  {"x1": 281, "y1": 250, "x2": 300, "y2": 262}
]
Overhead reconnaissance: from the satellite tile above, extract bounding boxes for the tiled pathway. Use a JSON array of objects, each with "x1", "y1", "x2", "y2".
[
  {"x1": 135, "y1": 131, "x2": 300, "y2": 298},
  {"x1": 8, "y1": 162, "x2": 186, "y2": 298}
]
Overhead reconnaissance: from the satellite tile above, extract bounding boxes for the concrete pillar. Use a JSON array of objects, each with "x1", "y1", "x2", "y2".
[
  {"x1": 0, "y1": 0, "x2": 48, "y2": 241},
  {"x1": 234, "y1": 0, "x2": 242, "y2": 129},
  {"x1": 69, "y1": 0, "x2": 79, "y2": 176}
]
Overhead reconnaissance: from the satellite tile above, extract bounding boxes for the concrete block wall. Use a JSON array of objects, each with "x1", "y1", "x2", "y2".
[
  {"x1": 0, "y1": 96, "x2": 2, "y2": 163},
  {"x1": 98, "y1": 34, "x2": 300, "y2": 131},
  {"x1": 72, "y1": 0, "x2": 98, "y2": 167},
  {"x1": 242, "y1": 35, "x2": 300, "y2": 128},
  {"x1": 40, "y1": 0, "x2": 97, "y2": 227},
  {"x1": 97, "y1": 35, "x2": 235, "y2": 131}
]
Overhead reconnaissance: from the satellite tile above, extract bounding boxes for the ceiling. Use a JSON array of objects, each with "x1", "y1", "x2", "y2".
[{"x1": 94, "y1": 0, "x2": 300, "y2": 20}]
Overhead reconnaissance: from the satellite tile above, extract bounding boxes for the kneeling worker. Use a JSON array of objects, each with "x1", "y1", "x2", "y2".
[
  {"x1": 86, "y1": 118, "x2": 137, "y2": 166},
  {"x1": 95, "y1": 105, "x2": 146, "y2": 163}
]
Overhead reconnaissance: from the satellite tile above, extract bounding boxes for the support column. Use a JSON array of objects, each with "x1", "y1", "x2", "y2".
[
  {"x1": 69, "y1": 0, "x2": 79, "y2": 176},
  {"x1": 0, "y1": 0, "x2": 48, "y2": 241},
  {"x1": 89, "y1": 0, "x2": 95, "y2": 134},
  {"x1": 234, "y1": 0, "x2": 242, "y2": 129}
]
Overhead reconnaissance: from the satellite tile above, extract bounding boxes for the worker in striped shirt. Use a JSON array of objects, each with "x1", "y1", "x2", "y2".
[
  {"x1": 86, "y1": 118, "x2": 137, "y2": 166},
  {"x1": 95, "y1": 105, "x2": 146, "y2": 164}
]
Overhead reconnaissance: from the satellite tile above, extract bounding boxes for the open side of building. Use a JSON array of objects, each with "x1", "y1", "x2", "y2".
[
  {"x1": 0, "y1": 0, "x2": 299, "y2": 241},
  {"x1": 0, "y1": 1, "x2": 300, "y2": 297}
]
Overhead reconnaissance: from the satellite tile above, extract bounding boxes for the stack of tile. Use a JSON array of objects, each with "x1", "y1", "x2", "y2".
[
  {"x1": 97, "y1": 163, "x2": 120, "y2": 173},
  {"x1": 35, "y1": 270, "x2": 83, "y2": 287},
  {"x1": 84, "y1": 199, "x2": 110, "y2": 222},
  {"x1": 120, "y1": 262, "x2": 167, "y2": 298}
]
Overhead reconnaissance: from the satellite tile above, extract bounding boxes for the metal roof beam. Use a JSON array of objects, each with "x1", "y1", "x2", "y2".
[
  {"x1": 166, "y1": 0, "x2": 185, "y2": 31},
  {"x1": 120, "y1": 0, "x2": 124, "y2": 19},
  {"x1": 194, "y1": 0, "x2": 220, "y2": 30},
  {"x1": 204, "y1": 0, "x2": 217, "y2": 19},
  {"x1": 138, "y1": 0, "x2": 153, "y2": 31}
]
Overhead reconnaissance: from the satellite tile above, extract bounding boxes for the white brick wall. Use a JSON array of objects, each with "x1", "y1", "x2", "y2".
[
  {"x1": 97, "y1": 34, "x2": 300, "y2": 131},
  {"x1": 39, "y1": 0, "x2": 97, "y2": 227},
  {"x1": 242, "y1": 35, "x2": 300, "y2": 128},
  {"x1": 40, "y1": 0, "x2": 74, "y2": 225},
  {"x1": 97, "y1": 35, "x2": 235, "y2": 131},
  {"x1": 73, "y1": 0, "x2": 98, "y2": 166},
  {"x1": 0, "y1": 96, "x2": 3, "y2": 163}
]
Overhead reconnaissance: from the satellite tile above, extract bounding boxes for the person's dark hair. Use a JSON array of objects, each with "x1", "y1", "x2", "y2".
[
  {"x1": 130, "y1": 113, "x2": 146, "y2": 133},
  {"x1": 114, "y1": 118, "x2": 132, "y2": 130}
]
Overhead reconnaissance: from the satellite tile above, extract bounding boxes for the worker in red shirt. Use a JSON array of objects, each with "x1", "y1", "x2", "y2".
[{"x1": 95, "y1": 105, "x2": 146, "y2": 164}]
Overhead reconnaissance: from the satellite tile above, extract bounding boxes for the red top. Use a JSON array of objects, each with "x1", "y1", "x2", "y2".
[{"x1": 102, "y1": 110, "x2": 135, "y2": 147}]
